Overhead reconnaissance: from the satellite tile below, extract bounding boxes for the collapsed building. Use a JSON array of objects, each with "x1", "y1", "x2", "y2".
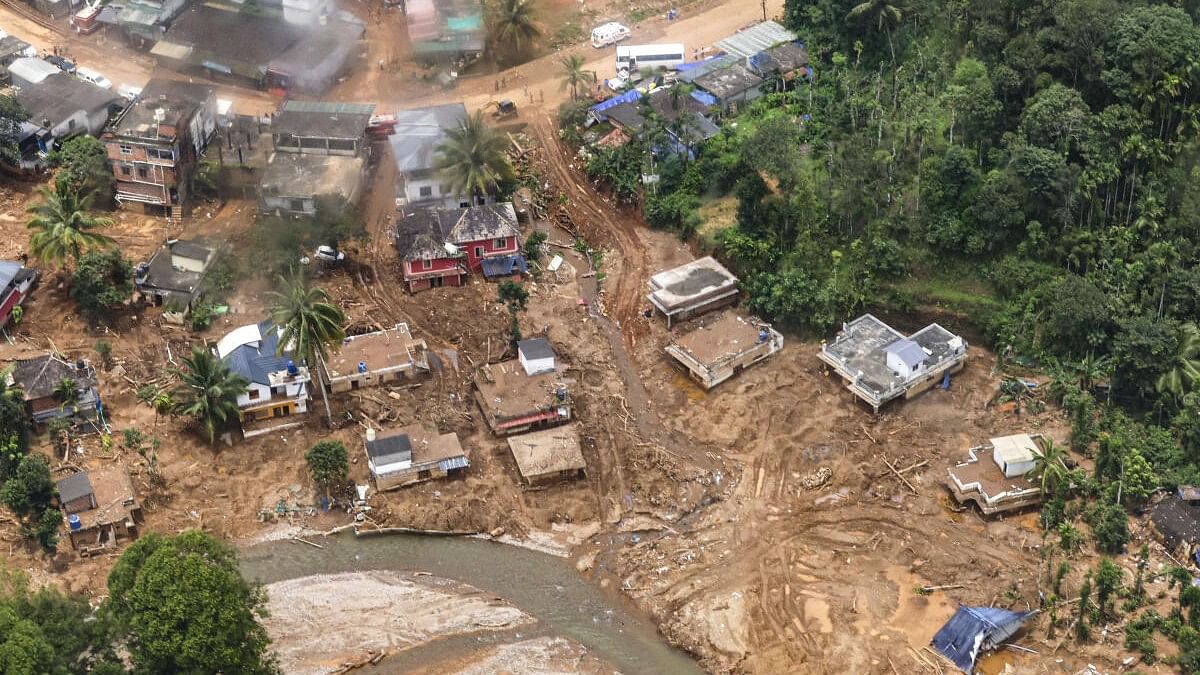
[
  {"x1": 647, "y1": 256, "x2": 739, "y2": 328},
  {"x1": 666, "y1": 313, "x2": 783, "y2": 390},
  {"x1": 946, "y1": 434, "x2": 1047, "y2": 515},
  {"x1": 819, "y1": 313, "x2": 967, "y2": 412}
]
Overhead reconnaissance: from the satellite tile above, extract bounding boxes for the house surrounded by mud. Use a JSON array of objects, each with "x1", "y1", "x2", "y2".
[
  {"x1": 474, "y1": 346, "x2": 571, "y2": 436},
  {"x1": 647, "y1": 257, "x2": 739, "y2": 328},
  {"x1": 819, "y1": 313, "x2": 967, "y2": 412},
  {"x1": 666, "y1": 313, "x2": 783, "y2": 390},
  {"x1": 946, "y1": 434, "x2": 1045, "y2": 515},
  {"x1": 216, "y1": 321, "x2": 311, "y2": 437}
]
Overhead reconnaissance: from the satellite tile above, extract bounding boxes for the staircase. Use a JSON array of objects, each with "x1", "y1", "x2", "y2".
[{"x1": 169, "y1": 205, "x2": 183, "y2": 221}]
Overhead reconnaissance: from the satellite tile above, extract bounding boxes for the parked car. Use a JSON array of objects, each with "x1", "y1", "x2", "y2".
[
  {"x1": 314, "y1": 246, "x2": 345, "y2": 264},
  {"x1": 43, "y1": 54, "x2": 75, "y2": 74},
  {"x1": 117, "y1": 83, "x2": 141, "y2": 101},
  {"x1": 74, "y1": 66, "x2": 110, "y2": 89}
]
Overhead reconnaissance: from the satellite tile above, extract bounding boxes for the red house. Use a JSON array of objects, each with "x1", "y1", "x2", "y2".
[
  {"x1": 395, "y1": 203, "x2": 522, "y2": 293},
  {"x1": 0, "y1": 261, "x2": 37, "y2": 326}
]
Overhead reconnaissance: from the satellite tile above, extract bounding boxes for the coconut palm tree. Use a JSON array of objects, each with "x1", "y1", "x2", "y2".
[
  {"x1": 559, "y1": 54, "x2": 593, "y2": 101},
  {"x1": 268, "y1": 272, "x2": 346, "y2": 425},
  {"x1": 1158, "y1": 323, "x2": 1200, "y2": 405},
  {"x1": 434, "y1": 110, "x2": 515, "y2": 200},
  {"x1": 1031, "y1": 438, "x2": 1069, "y2": 496},
  {"x1": 26, "y1": 176, "x2": 115, "y2": 270},
  {"x1": 52, "y1": 377, "x2": 78, "y2": 413},
  {"x1": 846, "y1": 0, "x2": 904, "y2": 63},
  {"x1": 488, "y1": 0, "x2": 541, "y2": 59},
  {"x1": 172, "y1": 346, "x2": 249, "y2": 445}
]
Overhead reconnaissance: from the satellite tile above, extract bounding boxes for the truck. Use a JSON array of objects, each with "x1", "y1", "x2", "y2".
[{"x1": 70, "y1": 5, "x2": 102, "y2": 35}]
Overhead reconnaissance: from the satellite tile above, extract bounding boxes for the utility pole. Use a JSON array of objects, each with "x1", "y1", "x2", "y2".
[{"x1": 761, "y1": 0, "x2": 766, "y2": 21}]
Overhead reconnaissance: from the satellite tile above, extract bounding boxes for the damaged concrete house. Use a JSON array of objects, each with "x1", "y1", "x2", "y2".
[
  {"x1": 259, "y1": 100, "x2": 375, "y2": 217},
  {"x1": 56, "y1": 467, "x2": 141, "y2": 556},
  {"x1": 8, "y1": 353, "x2": 102, "y2": 428},
  {"x1": 474, "y1": 340, "x2": 572, "y2": 435},
  {"x1": 394, "y1": 202, "x2": 523, "y2": 292},
  {"x1": 946, "y1": 434, "x2": 1048, "y2": 515},
  {"x1": 322, "y1": 323, "x2": 429, "y2": 393},
  {"x1": 647, "y1": 256, "x2": 739, "y2": 328},
  {"x1": 102, "y1": 79, "x2": 217, "y2": 216},
  {"x1": 819, "y1": 313, "x2": 968, "y2": 412},
  {"x1": 134, "y1": 239, "x2": 217, "y2": 316},
  {"x1": 216, "y1": 321, "x2": 311, "y2": 437},
  {"x1": 363, "y1": 425, "x2": 469, "y2": 490},
  {"x1": 506, "y1": 425, "x2": 587, "y2": 486},
  {"x1": 12, "y1": 73, "x2": 123, "y2": 171},
  {"x1": 389, "y1": 103, "x2": 477, "y2": 209},
  {"x1": 666, "y1": 312, "x2": 784, "y2": 390}
]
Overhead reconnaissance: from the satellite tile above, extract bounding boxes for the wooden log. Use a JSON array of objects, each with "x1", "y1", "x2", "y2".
[{"x1": 886, "y1": 458, "x2": 919, "y2": 494}]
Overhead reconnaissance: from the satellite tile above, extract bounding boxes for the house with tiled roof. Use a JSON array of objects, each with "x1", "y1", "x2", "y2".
[
  {"x1": 8, "y1": 353, "x2": 101, "y2": 427},
  {"x1": 215, "y1": 321, "x2": 311, "y2": 437},
  {"x1": 394, "y1": 202, "x2": 523, "y2": 293}
]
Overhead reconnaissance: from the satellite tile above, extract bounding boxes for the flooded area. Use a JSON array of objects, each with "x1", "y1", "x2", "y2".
[{"x1": 240, "y1": 532, "x2": 704, "y2": 674}]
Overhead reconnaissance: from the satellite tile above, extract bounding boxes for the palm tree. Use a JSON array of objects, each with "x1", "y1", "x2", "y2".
[
  {"x1": 434, "y1": 110, "x2": 515, "y2": 199},
  {"x1": 559, "y1": 54, "x2": 592, "y2": 101},
  {"x1": 268, "y1": 273, "x2": 346, "y2": 426},
  {"x1": 172, "y1": 346, "x2": 249, "y2": 445},
  {"x1": 1031, "y1": 438, "x2": 1069, "y2": 496},
  {"x1": 26, "y1": 176, "x2": 115, "y2": 270},
  {"x1": 1157, "y1": 322, "x2": 1200, "y2": 404},
  {"x1": 52, "y1": 377, "x2": 78, "y2": 413},
  {"x1": 846, "y1": 0, "x2": 904, "y2": 63},
  {"x1": 488, "y1": 0, "x2": 541, "y2": 59}
]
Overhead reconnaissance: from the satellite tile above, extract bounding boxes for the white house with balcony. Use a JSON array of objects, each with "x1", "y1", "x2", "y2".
[{"x1": 216, "y1": 321, "x2": 311, "y2": 437}]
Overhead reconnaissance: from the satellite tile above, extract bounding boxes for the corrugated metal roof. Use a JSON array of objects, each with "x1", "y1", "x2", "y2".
[
  {"x1": 714, "y1": 20, "x2": 798, "y2": 59},
  {"x1": 481, "y1": 254, "x2": 529, "y2": 278},
  {"x1": 438, "y1": 456, "x2": 469, "y2": 471},
  {"x1": 281, "y1": 100, "x2": 376, "y2": 116},
  {"x1": 932, "y1": 605, "x2": 1034, "y2": 673}
]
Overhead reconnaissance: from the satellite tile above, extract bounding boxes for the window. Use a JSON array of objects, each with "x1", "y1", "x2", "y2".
[
  {"x1": 119, "y1": 144, "x2": 132, "y2": 155},
  {"x1": 290, "y1": 199, "x2": 306, "y2": 212},
  {"x1": 328, "y1": 139, "x2": 356, "y2": 152},
  {"x1": 67, "y1": 119, "x2": 76, "y2": 130},
  {"x1": 418, "y1": 185, "x2": 433, "y2": 197},
  {"x1": 459, "y1": 201, "x2": 469, "y2": 208},
  {"x1": 494, "y1": 238, "x2": 507, "y2": 249},
  {"x1": 119, "y1": 164, "x2": 132, "y2": 177},
  {"x1": 248, "y1": 388, "x2": 260, "y2": 400},
  {"x1": 418, "y1": 469, "x2": 432, "y2": 480},
  {"x1": 474, "y1": 246, "x2": 484, "y2": 258},
  {"x1": 421, "y1": 259, "x2": 432, "y2": 270},
  {"x1": 150, "y1": 148, "x2": 173, "y2": 161},
  {"x1": 136, "y1": 165, "x2": 149, "y2": 179}
]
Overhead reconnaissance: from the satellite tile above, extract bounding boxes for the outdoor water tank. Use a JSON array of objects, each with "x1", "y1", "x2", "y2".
[
  {"x1": 67, "y1": 514, "x2": 81, "y2": 531},
  {"x1": 555, "y1": 386, "x2": 567, "y2": 402},
  {"x1": 758, "y1": 329, "x2": 769, "y2": 343},
  {"x1": 286, "y1": 360, "x2": 298, "y2": 376},
  {"x1": 358, "y1": 361, "x2": 367, "y2": 374},
  {"x1": 366, "y1": 427, "x2": 376, "y2": 442}
]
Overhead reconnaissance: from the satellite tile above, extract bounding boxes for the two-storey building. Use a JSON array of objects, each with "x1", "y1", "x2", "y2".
[
  {"x1": 394, "y1": 203, "x2": 521, "y2": 292},
  {"x1": 259, "y1": 100, "x2": 375, "y2": 217},
  {"x1": 215, "y1": 321, "x2": 311, "y2": 438},
  {"x1": 101, "y1": 79, "x2": 217, "y2": 216}
]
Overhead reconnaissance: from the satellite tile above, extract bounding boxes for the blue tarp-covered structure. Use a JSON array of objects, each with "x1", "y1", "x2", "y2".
[
  {"x1": 931, "y1": 605, "x2": 1035, "y2": 673},
  {"x1": 481, "y1": 254, "x2": 529, "y2": 279},
  {"x1": 589, "y1": 90, "x2": 642, "y2": 122}
]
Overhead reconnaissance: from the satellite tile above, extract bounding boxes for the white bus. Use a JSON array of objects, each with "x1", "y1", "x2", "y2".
[{"x1": 615, "y1": 43, "x2": 686, "y2": 76}]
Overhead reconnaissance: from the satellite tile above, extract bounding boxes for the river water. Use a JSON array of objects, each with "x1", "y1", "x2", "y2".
[{"x1": 240, "y1": 532, "x2": 705, "y2": 674}]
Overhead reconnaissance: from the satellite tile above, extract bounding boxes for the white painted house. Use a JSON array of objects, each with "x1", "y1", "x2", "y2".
[
  {"x1": 517, "y1": 338, "x2": 556, "y2": 376},
  {"x1": 992, "y1": 434, "x2": 1040, "y2": 478},
  {"x1": 885, "y1": 338, "x2": 929, "y2": 379},
  {"x1": 215, "y1": 321, "x2": 311, "y2": 437}
]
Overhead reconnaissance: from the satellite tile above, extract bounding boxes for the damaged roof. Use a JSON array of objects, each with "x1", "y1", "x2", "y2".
[
  {"x1": 394, "y1": 203, "x2": 519, "y2": 260},
  {"x1": 260, "y1": 153, "x2": 364, "y2": 199},
  {"x1": 111, "y1": 78, "x2": 212, "y2": 138},
  {"x1": 56, "y1": 472, "x2": 94, "y2": 504},
  {"x1": 389, "y1": 103, "x2": 468, "y2": 174},
  {"x1": 10, "y1": 353, "x2": 95, "y2": 401},
  {"x1": 693, "y1": 63, "x2": 763, "y2": 100}
]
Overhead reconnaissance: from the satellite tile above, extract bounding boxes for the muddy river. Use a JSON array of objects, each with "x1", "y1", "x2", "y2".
[{"x1": 240, "y1": 532, "x2": 704, "y2": 674}]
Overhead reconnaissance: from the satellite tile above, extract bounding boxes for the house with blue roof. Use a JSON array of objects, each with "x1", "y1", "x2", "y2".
[{"x1": 215, "y1": 320, "x2": 312, "y2": 437}]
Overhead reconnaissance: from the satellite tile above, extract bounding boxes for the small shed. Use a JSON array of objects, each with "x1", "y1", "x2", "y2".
[
  {"x1": 991, "y1": 434, "x2": 1039, "y2": 478},
  {"x1": 932, "y1": 605, "x2": 1035, "y2": 673},
  {"x1": 517, "y1": 338, "x2": 556, "y2": 376},
  {"x1": 481, "y1": 254, "x2": 529, "y2": 280},
  {"x1": 56, "y1": 472, "x2": 96, "y2": 514},
  {"x1": 506, "y1": 425, "x2": 586, "y2": 486},
  {"x1": 885, "y1": 338, "x2": 928, "y2": 378}
]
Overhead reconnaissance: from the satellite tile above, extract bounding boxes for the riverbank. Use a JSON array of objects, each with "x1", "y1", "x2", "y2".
[{"x1": 263, "y1": 570, "x2": 532, "y2": 675}]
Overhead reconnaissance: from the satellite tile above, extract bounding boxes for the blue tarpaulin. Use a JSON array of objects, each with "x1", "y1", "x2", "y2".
[
  {"x1": 690, "y1": 90, "x2": 717, "y2": 107},
  {"x1": 676, "y1": 55, "x2": 724, "y2": 72},
  {"x1": 589, "y1": 90, "x2": 643, "y2": 121},
  {"x1": 931, "y1": 605, "x2": 1035, "y2": 673},
  {"x1": 481, "y1": 254, "x2": 529, "y2": 279}
]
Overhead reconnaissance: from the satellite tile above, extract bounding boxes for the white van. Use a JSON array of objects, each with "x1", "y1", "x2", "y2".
[
  {"x1": 591, "y1": 22, "x2": 630, "y2": 48},
  {"x1": 75, "y1": 66, "x2": 111, "y2": 90}
]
